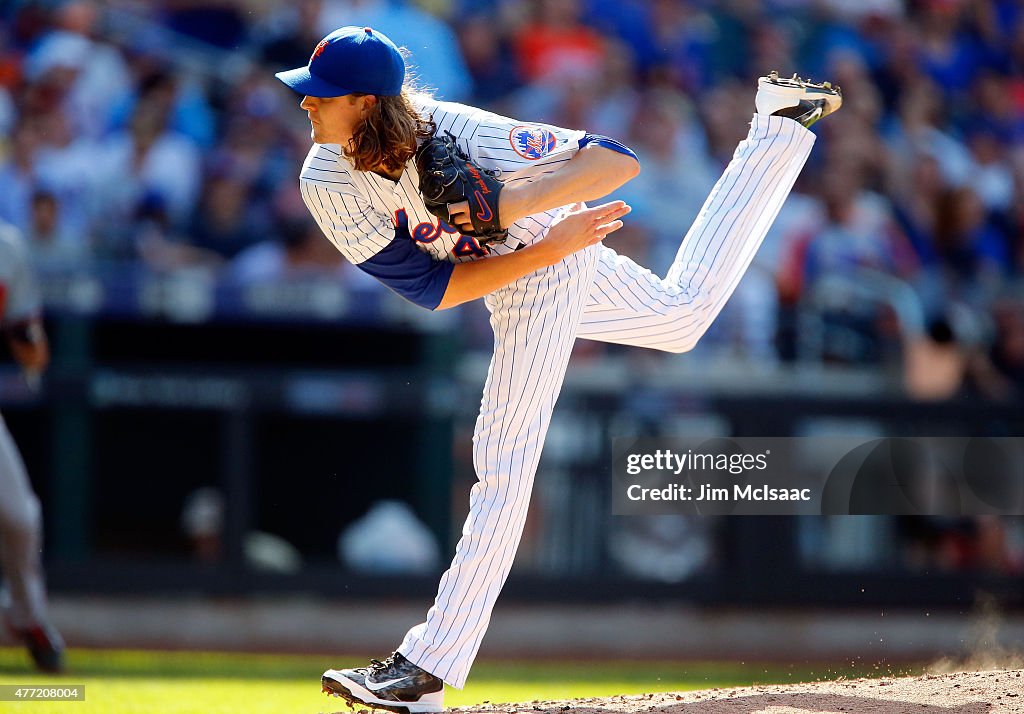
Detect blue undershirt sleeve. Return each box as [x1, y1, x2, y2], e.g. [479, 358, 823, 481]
[579, 134, 639, 162]
[356, 232, 455, 311]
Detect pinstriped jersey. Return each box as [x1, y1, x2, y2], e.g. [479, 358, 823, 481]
[0, 223, 41, 324]
[298, 96, 586, 267]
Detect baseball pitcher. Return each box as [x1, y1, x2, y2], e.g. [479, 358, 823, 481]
[276, 26, 841, 712]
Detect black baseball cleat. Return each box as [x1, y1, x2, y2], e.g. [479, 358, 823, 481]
[12, 623, 65, 673]
[322, 652, 444, 713]
[756, 71, 842, 128]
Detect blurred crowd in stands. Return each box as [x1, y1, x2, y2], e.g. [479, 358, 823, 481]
[1, 0, 1023, 396]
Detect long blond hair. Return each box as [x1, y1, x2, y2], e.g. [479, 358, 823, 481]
[345, 88, 435, 172]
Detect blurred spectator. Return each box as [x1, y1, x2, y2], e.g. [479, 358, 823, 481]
[214, 72, 301, 198]
[513, 0, 606, 86]
[698, 78, 753, 165]
[825, 50, 884, 128]
[932, 185, 1010, 304]
[93, 94, 201, 251]
[0, 121, 41, 234]
[641, 0, 726, 91]
[889, 151, 944, 271]
[971, 71, 1024, 147]
[965, 125, 1015, 212]
[745, 18, 799, 87]
[133, 192, 223, 272]
[616, 88, 716, 272]
[24, 1, 132, 139]
[884, 81, 973, 188]
[32, 110, 103, 246]
[228, 227, 345, 284]
[23, 188, 89, 273]
[0, 111, 96, 249]
[456, 12, 520, 103]
[780, 160, 917, 301]
[913, 0, 986, 97]
[107, 66, 216, 149]
[185, 163, 263, 261]
[585, 39, 642, 137]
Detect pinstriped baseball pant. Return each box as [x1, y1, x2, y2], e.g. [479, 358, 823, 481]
[0, 412, 49, 629]
[399, 115, 816, 687]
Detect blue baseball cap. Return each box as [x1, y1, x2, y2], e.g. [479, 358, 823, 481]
[274, 26, 405, 97]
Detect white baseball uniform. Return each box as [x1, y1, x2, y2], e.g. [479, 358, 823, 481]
[0, 223, 51, 630]
[301, 100, 814, 688]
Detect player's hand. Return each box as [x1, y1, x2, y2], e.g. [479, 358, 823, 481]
[535, 201, 630, 264]
[447, 199, 473, 233]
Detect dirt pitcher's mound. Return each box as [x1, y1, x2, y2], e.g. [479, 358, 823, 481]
[456, 669, 1024, 714]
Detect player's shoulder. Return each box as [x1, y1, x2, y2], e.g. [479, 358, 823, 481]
[299, 143, 359, 190]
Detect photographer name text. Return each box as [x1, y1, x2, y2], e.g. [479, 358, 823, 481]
[626, 483, 811, 502]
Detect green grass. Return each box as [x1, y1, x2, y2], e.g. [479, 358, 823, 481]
[0, 647, 908, 714]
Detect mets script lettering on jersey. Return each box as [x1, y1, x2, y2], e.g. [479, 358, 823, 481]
[509, 126, 557, 160]
[394, 207, 486, 257]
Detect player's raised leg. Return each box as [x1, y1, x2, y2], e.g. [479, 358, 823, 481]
[575, 73, 840, 352]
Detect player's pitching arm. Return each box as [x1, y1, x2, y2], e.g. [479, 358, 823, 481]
[446, 143, 640, 232]
[436, 145, 640, 310]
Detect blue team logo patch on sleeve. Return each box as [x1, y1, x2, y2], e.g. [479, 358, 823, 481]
[509, 126, 557, 160]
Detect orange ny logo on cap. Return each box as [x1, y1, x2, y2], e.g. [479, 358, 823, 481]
[312, 38, 329, 60]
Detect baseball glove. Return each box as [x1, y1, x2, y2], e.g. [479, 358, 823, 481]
[415, 131, 508, 245]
